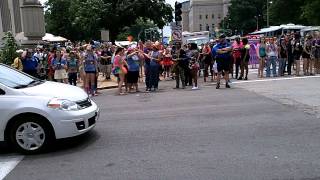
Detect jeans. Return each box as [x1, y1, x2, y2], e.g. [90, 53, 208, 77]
[68, 72, 77, 86]
[278, 58, 286, 76]
[266, 56, 277, 77]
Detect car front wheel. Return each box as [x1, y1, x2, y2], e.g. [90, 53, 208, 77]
[9, 116, 53, 154]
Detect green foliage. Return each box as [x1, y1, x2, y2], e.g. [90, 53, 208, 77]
[269, 0, 307, 25]
[224, 0, 265, 35]
[301, 0, 320, 25]
[225, 0, 320, 35]
[0, 31, 18, 65]
[116, 18, 160, 41]
[45, 0, 173, 41]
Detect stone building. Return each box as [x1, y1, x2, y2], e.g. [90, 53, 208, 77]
[181, 0, 231, 32]
[0, 0, 45, 46]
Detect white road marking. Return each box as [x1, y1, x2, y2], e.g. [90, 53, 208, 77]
[230, 75, 320, 84]
[0, 155, 24, 180]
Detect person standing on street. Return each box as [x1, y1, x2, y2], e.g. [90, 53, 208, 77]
[52, 50, 68, 83]
[302, 35, 313, 75]
[12, 50, 23, 71]
[172, 45, 186, 89]
[287, 33, 295, 76]
[188, 43, 200, 90]
[202, 43, 213, 82]
[22, 50, 38, 77]
[257, 37, 267, 78]
[238, 38, 250, 80]
[292, 33, 303, 76]
[266, 38, 278, 77]
[84, 46, 99, 96]
[278, 36, 288, 76]
[113, 47, 127, 95]
[313, 32, 320, 74]
[100, 45, 113, 80]
[67, 51, 79, 86]
[146, 44, 161, 92]
[126, 48, 141, 93]
[232, 37, 243, 79]
[212, 34, 232, 89]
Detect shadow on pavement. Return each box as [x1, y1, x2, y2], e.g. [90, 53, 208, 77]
[0, 130, 100, 156]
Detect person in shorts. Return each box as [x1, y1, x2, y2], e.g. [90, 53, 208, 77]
[212, 34, 232, 89]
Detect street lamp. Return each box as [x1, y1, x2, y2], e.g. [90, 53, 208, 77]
[267, 0, 273, 27]
[254, 15, 261, 31]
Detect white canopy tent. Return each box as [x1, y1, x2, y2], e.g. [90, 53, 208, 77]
[15, 32, 68, 42]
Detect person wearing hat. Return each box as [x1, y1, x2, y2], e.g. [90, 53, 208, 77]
[12, 50, 24, 71]
[211, 34, 232, 89]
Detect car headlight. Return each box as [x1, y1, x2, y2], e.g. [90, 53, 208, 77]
[47, 98, 79, 111]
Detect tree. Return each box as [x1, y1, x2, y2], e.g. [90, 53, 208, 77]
[269, 0, 307, 25]
[45, 0, 173, 41]
[116, 18, 161, 41]
[224, 0, 265, 35]
[301, 0, 320, 25]
[0, 31, 18, 65]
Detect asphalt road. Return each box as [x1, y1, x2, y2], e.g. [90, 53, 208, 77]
[2, 76, 320, 180]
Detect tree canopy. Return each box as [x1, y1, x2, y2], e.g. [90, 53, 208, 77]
[45, 0, 173, 41]
[224, 0, 320, 35]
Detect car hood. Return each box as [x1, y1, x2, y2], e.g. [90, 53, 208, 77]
[20, 81, 88, 102]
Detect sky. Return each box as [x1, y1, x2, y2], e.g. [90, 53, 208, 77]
[39, 0, 181, 37]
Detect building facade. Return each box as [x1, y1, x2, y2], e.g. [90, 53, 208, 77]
[0, 0, 45, 45]
[181, 0, 231, 33]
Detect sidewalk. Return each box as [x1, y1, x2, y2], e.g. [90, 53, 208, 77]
[78, 74, 118, 90]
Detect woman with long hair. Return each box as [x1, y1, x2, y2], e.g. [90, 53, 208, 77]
[302, 35, 313, 75]
[52, 50, 68, 83]
[84, 46, 98, 96]
[257, 37, 267, 78]
[188, 43, 200, 90]
[113, 47, 128, 95]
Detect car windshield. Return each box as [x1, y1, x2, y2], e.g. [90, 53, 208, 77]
[0, 64, 43, 89]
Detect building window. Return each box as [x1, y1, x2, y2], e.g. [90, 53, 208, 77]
[199, 15, 202, 19]
[205, 14, 208, 19]
[212, 14, 215, 19]
[200, 24, 202, 31]
[218, 14, 221, 19]
[206, 24, 209, 31]
[212, 24, 215, 30]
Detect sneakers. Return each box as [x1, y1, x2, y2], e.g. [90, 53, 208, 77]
[226, 83, 231, 88]
[244, 77, 248, 80]
[192, 86, 199, 90]
[237, 77, 243, 80]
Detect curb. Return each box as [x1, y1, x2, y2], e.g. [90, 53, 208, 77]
[97, 85, 118, 90]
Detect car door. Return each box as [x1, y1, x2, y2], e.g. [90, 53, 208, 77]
[0, 85, 21, 141]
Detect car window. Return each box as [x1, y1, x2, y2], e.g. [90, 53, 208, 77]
[0, 64, 40, 89]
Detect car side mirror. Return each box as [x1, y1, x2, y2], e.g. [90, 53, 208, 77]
[0, 89, 5, 95]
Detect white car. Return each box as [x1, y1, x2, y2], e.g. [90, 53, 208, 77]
[0, 64, 99, 153]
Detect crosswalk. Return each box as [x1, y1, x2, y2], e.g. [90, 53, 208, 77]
[0, 155, 24, 180]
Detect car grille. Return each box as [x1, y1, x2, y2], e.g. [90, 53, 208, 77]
[76, 98, 92, 109]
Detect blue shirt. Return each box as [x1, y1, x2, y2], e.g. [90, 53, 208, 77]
[212, 43, 231, 59]
[84, 53, 97, 72]
[52, 58, 67, 70]
[127, 54, 140, 72]
[22, 57, 38, 71]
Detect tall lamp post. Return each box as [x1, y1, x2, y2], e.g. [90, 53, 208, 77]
[267, 0, 273, 27]
[254, 15, 261, 31]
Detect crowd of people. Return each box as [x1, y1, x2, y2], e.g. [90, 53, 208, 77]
[11, 31, 320, 95]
